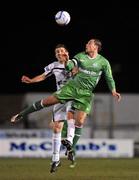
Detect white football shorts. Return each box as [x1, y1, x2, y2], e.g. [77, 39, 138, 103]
[52, 101, 73, 121]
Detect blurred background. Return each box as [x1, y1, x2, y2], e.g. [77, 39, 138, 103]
[0, 2, 139, 158]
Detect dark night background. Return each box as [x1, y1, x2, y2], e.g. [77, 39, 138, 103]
[0, 3, 139, 94]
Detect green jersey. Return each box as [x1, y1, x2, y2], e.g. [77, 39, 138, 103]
[54, 51, 116, 113]
[66, 52, 116, 92]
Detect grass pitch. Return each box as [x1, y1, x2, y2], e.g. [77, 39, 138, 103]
[0, 158, 139, 180]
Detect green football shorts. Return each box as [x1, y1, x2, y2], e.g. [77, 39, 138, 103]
[53, 81, 94, 114]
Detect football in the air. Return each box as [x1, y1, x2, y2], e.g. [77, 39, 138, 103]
[55, 11, 71, 26]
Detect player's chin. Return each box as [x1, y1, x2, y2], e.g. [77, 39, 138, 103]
[59, 56, 67, 60]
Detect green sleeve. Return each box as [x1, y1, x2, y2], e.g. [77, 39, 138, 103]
[66, 52, 82, 71]
[65, 60, 75, 71]
[103, 60, 116, 91]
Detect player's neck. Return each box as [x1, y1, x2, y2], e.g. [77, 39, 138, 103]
[58, 60, 64, 64]
[88, 51, 98, 59]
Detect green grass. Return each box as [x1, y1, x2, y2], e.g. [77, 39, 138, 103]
[0, 158, 139, 180]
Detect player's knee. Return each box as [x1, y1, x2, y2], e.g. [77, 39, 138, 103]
[53, 127, 61, 133]
[53, 122, 63, 133]
[75, 121, 84, 127]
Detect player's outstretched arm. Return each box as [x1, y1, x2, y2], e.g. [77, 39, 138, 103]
[21, 73, 46, 84]
[21, 75, 32, 83]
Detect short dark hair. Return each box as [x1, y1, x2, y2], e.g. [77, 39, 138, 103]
[55, 44, 68, 52]
[93, 39, 102, 52]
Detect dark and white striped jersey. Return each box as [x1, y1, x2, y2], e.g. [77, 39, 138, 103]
[44, 61, 71, 90]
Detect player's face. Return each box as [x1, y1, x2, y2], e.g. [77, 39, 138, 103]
[55, 47, 69, 63]
[85, 40, 97, 53]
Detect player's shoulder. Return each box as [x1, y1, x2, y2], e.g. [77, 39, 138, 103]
[77, 51, 85, 56]
[50, 61, 61, 67]
[73, 51, 86, 59]
[53, 61, 65, 69]
[53, 61, 60, 65]
[44, 61, 58, 69]
[99, 54, 109, 62]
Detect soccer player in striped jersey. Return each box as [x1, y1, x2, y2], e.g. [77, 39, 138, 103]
[20, 44, 77, 172]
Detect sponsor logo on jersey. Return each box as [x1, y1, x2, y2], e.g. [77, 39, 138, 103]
[92, 63, 98, 68]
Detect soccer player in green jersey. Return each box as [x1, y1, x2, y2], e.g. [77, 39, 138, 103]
[11, 38, 121, 166]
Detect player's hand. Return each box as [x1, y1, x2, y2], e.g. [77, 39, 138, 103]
[112, 90, 121, 102]
[71, 67, 78, 76]
[21, 75, 32, 83]
[62, 52, 69, 61]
